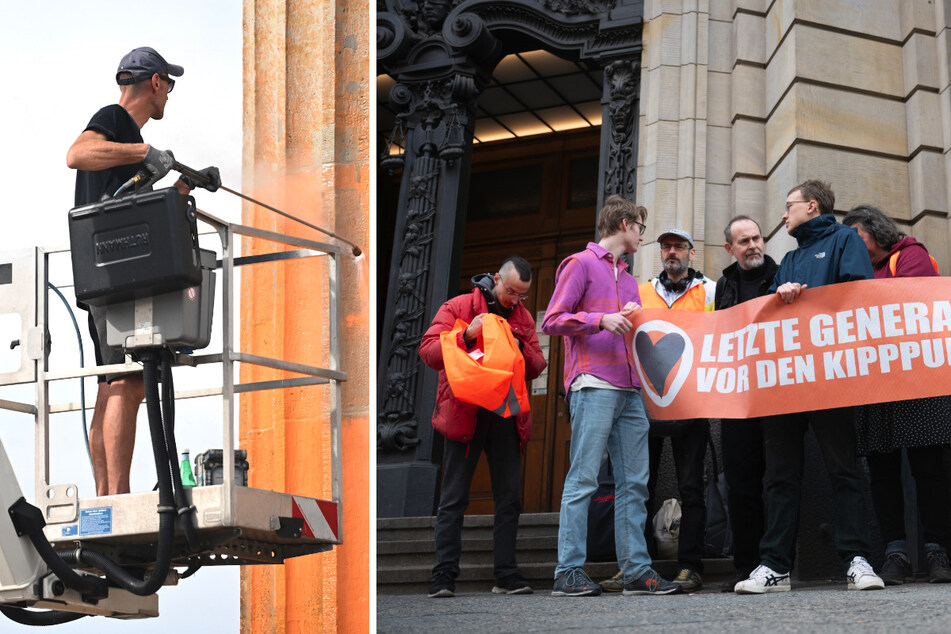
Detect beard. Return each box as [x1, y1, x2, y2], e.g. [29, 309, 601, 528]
[663, 258, 687, 278]
[741, 253, 765, 270]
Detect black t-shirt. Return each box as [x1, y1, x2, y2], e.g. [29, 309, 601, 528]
[73, 105, 145, 206]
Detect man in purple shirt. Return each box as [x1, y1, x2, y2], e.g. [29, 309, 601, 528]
[543, 195, 681, 597]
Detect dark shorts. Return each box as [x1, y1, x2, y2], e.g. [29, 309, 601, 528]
[87, 304, 133, 384]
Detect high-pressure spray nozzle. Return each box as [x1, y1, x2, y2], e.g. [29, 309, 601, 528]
[172, 161, 363, 257]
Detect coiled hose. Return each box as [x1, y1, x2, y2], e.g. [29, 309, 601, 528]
[68, 349, 176, 595]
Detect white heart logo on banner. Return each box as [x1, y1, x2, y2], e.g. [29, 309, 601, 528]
[632, 320, 693, 408]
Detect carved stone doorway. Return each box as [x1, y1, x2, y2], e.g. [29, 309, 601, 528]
[376, 0, 643, 518]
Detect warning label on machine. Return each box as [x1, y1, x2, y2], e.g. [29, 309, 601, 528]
[79, 507, 112, 536]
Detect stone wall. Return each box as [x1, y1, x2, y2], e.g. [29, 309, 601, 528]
[634, 0, 951, 579]
[637, 0, 951, 280]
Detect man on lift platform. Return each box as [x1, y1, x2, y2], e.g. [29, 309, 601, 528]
[66, 46, 220, 495]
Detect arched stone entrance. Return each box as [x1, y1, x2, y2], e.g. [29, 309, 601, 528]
[377, 0, 645, 517]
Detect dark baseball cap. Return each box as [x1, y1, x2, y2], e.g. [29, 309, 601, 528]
[116, 47, 184, 85]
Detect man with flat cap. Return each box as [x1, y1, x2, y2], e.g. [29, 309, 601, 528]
[638, 228, 715, 592]
[66, 46, 220, 496]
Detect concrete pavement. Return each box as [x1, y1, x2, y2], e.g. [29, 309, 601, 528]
[377, 581, 951, 633]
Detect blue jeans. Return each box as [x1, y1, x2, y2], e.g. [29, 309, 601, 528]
[555, 388, 652, 582]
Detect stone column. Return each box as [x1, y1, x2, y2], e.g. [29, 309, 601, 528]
[375, 66, 486, 517]
[597, 57, 640, 268]
[636, 0, 711, 279]
[241, 0, 369, 631]
[901, 0, 951, 263]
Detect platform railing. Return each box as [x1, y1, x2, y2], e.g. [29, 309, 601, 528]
[0, 209, 345, 546]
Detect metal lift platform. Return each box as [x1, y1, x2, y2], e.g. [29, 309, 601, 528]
[0, 209, 344, 575]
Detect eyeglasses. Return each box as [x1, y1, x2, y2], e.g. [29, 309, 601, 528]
[660, 243, 690, 252]
[785, 200, 809, 210]
[497, 275, 529, 301]
[631, 220, 647, 235]
[159, 74, 175, 93]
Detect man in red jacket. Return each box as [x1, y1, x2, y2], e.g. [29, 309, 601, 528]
[418, 256, 547, 598]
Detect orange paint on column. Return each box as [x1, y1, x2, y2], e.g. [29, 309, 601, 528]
[241, 0, 369, 632]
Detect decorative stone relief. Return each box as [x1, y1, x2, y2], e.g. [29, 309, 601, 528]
[603, 58, 639, 198]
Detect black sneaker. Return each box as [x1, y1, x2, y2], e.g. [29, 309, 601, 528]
[880, 552, 914, 585]
[599, 570, 625, 592]
[551, 568, 602, 596]
[673, 568, 702, 592]
[927, 550, 951, 583]
[427, 571, 455, 598]
[622, 568, 682, 595]
[492, 573, 534, 595]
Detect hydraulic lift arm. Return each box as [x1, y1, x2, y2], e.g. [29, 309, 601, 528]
[0, 434, 159, 623]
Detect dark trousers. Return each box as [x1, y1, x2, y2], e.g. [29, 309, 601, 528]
[646, 419, 709, 572]
[721, 417, 765, 575]
[760, 407, 871, 573]
[433, 409, 522, 581]
[866, 445, 951, 550]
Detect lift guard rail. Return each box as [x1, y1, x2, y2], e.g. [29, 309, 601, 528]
[0, 207, 344, 570]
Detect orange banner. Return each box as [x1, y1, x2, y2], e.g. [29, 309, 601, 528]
[626, 278, 951, 420]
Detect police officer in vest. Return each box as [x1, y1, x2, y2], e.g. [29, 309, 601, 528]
[640, 229, 715, 592]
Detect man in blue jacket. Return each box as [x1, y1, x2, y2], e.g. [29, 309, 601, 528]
[735, 180, 885, 593]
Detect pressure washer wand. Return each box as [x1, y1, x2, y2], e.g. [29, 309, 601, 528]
[174, 161, 363, 257]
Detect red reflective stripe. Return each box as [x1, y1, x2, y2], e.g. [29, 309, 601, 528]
[292, 497, 316, 538]
[291, 496, 339, 541]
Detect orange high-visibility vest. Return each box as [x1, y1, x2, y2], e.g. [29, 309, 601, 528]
[888, 250, 938, 276]
[639, 281, 708, 311]
[439, 313, 530, 417]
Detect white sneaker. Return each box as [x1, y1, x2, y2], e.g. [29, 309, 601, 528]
[734, 564, 791, 594]
[847, 556, 885, 590]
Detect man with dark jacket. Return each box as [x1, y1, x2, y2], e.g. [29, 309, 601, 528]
[735, 180, 884, 593]
[418, 256, 546, 598]
[714, 216, 778, 591]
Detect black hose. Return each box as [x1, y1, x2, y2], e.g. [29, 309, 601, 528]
[159, 349, 199, 551]
[74, 350, 176, 595]
[178, 559, 202, 579]
[46, 283, 92, 474]
[6, 499, 108, 599]
[0, 605, 87, 626]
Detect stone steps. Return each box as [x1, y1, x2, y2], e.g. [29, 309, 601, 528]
[377, 513, 734, 595]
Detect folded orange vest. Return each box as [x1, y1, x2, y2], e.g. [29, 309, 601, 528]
[439, 313, 531, 417]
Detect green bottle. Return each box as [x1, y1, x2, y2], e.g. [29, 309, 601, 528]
[181, 449, 197, 487]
